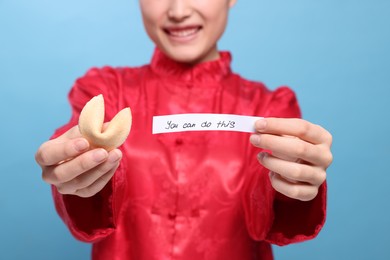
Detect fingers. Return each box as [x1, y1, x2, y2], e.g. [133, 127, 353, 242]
[250, 117, 332, 201]
[74, 166, 117, 198]
[49, 149, 122, 197]
[60, 125, 84, 140]
[35, 126, 87, 167]
[258, 153, 326, 186]
[254, 118, 333, 146]
[36, 138, 90, 167]
[250, 133, 332, 167]
[42, 148, 109, 185]
[37, 125, 122, 198]
[269, 172, 319, 201]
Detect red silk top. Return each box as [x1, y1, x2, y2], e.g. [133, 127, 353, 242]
[52, 49, 326, 260]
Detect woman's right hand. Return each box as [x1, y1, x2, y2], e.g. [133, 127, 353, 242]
[35, 125, 122, 198]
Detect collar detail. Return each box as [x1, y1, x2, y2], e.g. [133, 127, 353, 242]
[150, 48, 232, 82]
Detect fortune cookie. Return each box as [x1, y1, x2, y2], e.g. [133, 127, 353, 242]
[78, 94, 132, 151]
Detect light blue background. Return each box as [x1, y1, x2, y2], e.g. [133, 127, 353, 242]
[1, 0, 389, 259]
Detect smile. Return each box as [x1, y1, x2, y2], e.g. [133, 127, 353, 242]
[164, 26, 202, 39]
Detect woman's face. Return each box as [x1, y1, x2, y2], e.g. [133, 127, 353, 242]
[139, 0, 236, 64]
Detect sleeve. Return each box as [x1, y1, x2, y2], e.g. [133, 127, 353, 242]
[243, 86, 327, 246]
[50, 67, 128, 242]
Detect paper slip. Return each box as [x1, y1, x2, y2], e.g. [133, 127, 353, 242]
[152, 114, 262, 134]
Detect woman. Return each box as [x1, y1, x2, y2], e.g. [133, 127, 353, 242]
[35, 0, 333, 259]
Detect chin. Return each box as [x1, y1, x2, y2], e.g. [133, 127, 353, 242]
[171, 50, 217, 66]
[156, 42, 210, 64]
[171, 54, 201, 64]
[164, 49, 201, 64]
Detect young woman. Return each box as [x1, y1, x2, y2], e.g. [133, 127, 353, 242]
[35, 0, 333, 259]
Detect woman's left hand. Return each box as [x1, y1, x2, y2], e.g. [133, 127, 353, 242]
[249, 117, 333, 201]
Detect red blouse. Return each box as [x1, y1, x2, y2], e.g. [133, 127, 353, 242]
[52, 49, 326, 260]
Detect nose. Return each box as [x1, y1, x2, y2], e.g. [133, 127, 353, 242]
[167, 0, 192, 22]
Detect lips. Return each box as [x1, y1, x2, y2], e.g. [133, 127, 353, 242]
[164, 25, 202, 39]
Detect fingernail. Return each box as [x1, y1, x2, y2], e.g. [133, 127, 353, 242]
[256, 119, 267, 131]
[75, 139, 89, 152]
[108, 149, 122, 163]
[250, 135, 260, 145]
[93, 149, 108, 162]
[257, 152, 266, 161]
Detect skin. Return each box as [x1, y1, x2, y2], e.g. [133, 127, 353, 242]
[36, 126, 122, 198]
[140, 0, 237, 64]
[36, 0, 333, 200]
[249, 118, 332, 201]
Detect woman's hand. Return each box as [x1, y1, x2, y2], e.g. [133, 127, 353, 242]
[35, 126, 122, 198]
[250, 118, 333, 201]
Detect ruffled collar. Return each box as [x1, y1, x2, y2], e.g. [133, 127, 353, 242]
[150, 48, 232, 82]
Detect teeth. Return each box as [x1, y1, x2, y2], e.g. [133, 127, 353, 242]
[169, 28, 198, 37]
